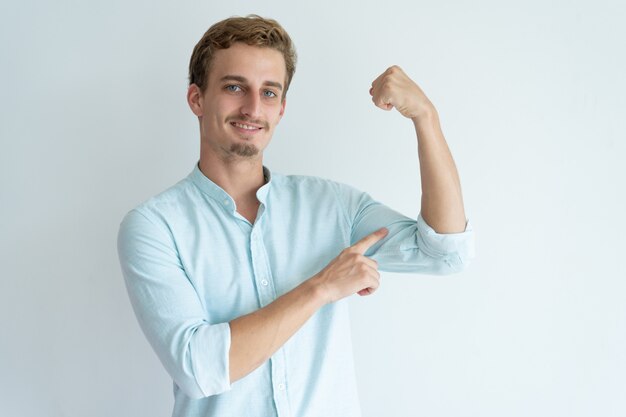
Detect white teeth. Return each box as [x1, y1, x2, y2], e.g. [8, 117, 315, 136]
[233, 122, 259, 130]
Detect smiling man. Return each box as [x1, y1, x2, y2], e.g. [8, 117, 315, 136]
[118, 15, 474, 417]
[191, 43, 286, 160]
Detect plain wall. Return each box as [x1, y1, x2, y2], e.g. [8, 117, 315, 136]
[1, 0, 625, 416]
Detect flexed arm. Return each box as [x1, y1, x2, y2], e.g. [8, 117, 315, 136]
[369, 66, 467, 233]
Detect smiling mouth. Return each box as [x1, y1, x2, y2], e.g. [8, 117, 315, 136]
[231, 121, 262, 131]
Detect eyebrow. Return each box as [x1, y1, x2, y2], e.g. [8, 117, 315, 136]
[220, 75, 283, 91]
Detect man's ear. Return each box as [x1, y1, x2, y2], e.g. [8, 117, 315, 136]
[187, 84, 204, 117]
[279, 98, 287, 119]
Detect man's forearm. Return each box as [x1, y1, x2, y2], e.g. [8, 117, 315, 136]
[228, 279, 325, 383]
[227, 228, 387, 384]
[368, 66, 467, 234]
[413, 108, 467, 234]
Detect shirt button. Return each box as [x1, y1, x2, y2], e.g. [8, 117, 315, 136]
[261, 279, 269, 286]
[278, 383, 285, 391]
[223, 199, 229, 205]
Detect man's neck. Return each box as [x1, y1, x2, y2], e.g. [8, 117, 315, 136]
[198, 152, 266, 204]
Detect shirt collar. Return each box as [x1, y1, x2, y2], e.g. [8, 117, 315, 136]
[189, 162, 273, 210]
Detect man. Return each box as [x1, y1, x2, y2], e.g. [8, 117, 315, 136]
[118, 15, 473, 417]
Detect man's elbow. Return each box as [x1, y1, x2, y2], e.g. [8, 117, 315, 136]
[431, 252, 472, 275]
[169, 365, 231, 400]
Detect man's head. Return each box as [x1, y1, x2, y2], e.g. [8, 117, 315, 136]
[189, 15, 297, 101]
[187, 15, 296, 161]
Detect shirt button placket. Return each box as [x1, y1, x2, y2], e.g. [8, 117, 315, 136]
[272, 357, 291, 417]
[250, 227, 291, 417]
[250, 229, 273, 308]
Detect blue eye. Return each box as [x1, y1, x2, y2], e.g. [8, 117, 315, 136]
[226, 85, 241, 92]
[264, 90, 277, 98]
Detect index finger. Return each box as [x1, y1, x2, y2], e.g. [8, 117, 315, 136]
[351, 227, 389, 254]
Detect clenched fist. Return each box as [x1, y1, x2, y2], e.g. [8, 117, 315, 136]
[369, 65, 435, 120]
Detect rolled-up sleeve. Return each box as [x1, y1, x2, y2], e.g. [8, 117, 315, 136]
[117, 209, 232, 398]
[333, 182, 475, 274]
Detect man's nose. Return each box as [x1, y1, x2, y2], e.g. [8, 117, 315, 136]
[240, 92, 261, 119]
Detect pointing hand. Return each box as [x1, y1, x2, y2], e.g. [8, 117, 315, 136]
[312, 228, 389, 304]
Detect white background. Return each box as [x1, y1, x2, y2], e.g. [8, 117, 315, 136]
[1, 1, 625, 416]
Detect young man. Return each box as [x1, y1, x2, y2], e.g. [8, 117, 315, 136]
[118, 15, 474, 417]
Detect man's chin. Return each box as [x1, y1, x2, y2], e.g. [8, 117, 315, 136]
[230, 143, 259, 157]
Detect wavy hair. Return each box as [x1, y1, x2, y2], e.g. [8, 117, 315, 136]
[189, 15, 297, 100]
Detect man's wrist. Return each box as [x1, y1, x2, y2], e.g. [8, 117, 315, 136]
[411, 103, 438, 126]
[303, 273, 331, 307]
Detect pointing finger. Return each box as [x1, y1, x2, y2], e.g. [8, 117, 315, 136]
[351, 228, 389, 255]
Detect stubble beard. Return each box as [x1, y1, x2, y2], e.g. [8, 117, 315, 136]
[229, 142, 259, 157]
[223, 115, 270, 159]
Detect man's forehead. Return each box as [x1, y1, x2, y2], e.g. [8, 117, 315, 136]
[211, 43, 286, 78]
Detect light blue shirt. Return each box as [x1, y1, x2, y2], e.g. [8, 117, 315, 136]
[117, 163, 474, 417]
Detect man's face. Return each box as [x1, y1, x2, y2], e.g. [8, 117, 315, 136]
[191, 42, 287, 160]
